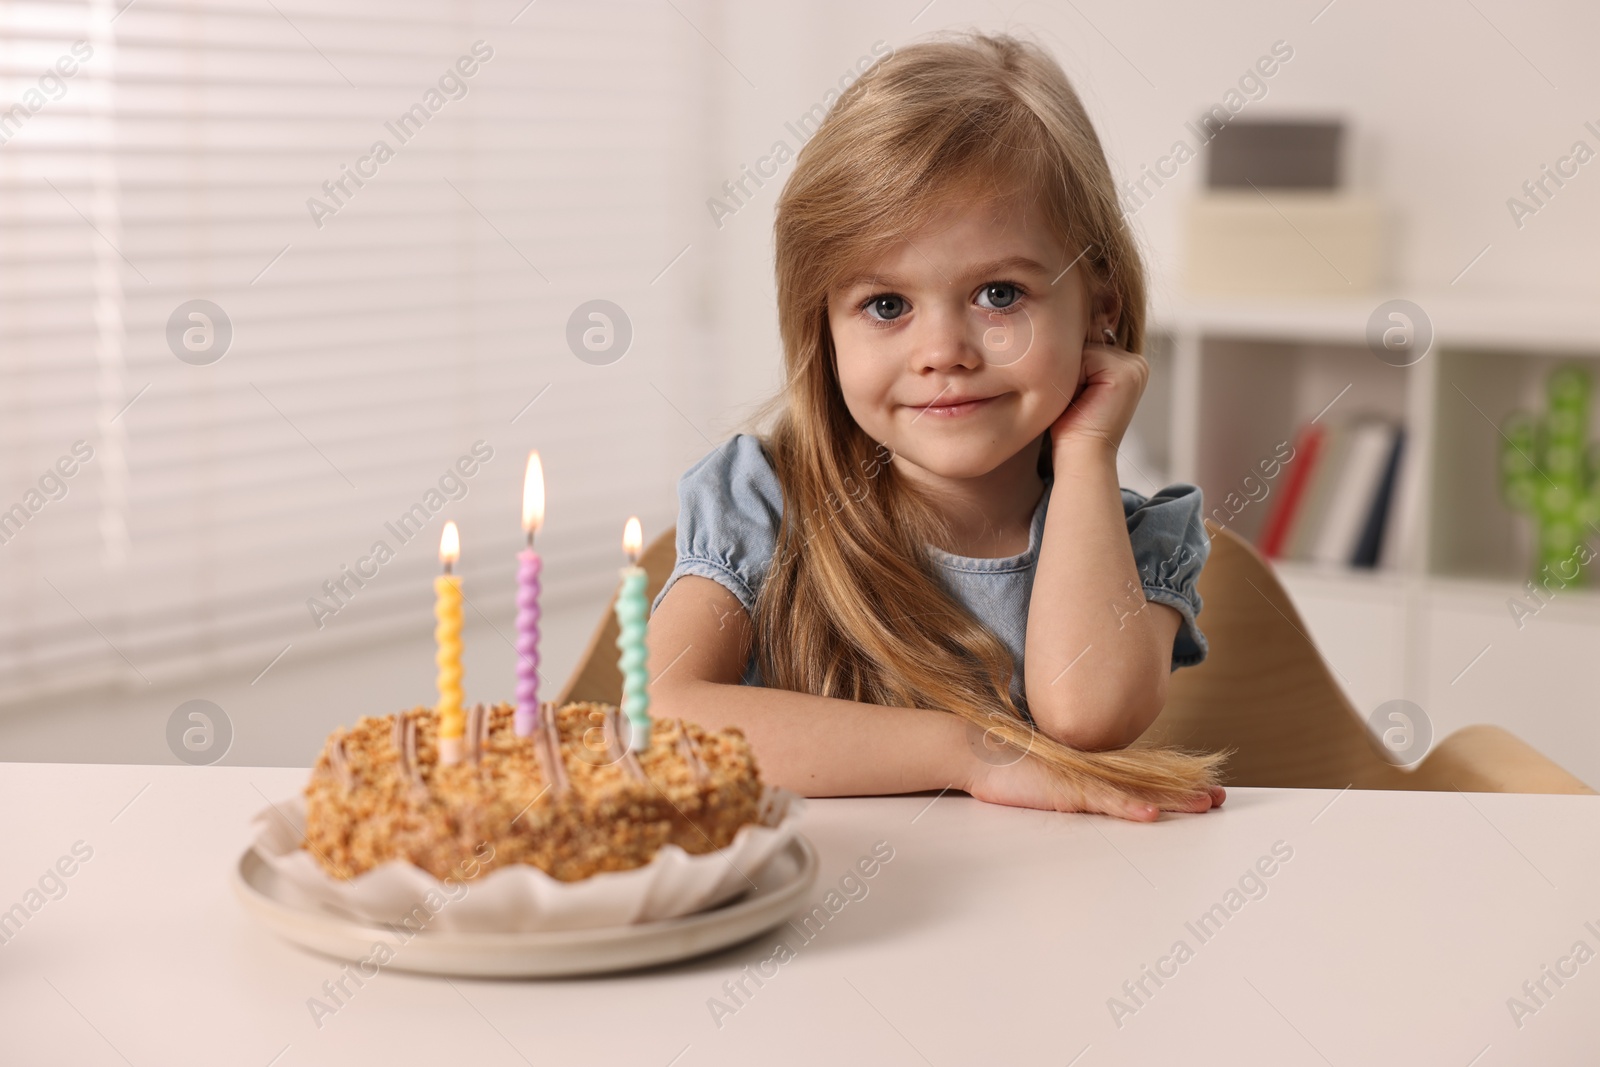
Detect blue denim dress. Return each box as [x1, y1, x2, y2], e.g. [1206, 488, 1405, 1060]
[651, 434, 1211, 715]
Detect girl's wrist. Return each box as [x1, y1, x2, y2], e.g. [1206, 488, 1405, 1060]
[1050, 432, 1121, 473]
[942, 714, 987, 795]
[946, 714, 1038, 796]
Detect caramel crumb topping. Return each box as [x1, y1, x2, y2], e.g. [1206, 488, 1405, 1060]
[302, 702, 765, 883]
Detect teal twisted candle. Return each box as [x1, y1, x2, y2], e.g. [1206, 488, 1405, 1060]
[614, 564, 651, 750]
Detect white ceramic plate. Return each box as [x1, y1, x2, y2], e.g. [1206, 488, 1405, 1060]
[233, 835, 819, 977]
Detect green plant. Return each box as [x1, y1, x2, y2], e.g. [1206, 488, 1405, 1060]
[1500, 365, 1600, 587]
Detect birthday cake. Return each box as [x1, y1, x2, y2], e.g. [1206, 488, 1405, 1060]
[301, 700, 767, 884]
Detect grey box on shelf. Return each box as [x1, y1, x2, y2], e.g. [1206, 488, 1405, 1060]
[1205, 119, 1344, 190]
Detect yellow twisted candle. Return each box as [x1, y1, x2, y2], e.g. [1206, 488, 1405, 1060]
[436, 520, 464, 765]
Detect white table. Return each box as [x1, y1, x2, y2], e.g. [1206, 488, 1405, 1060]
[1, 762, 1594, 1065]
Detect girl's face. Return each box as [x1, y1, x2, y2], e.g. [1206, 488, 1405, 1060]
[827, 193, 1111, 484]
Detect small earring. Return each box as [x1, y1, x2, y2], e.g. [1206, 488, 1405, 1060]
[1101, 327, 1117, 345]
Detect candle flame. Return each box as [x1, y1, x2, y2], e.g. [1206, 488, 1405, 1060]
[522, 451, 545, 535]
[622, 515, 642, 563]
[440, 520, 460, 565]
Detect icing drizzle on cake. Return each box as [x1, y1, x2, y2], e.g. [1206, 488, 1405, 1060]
[535, 699, 569, 796]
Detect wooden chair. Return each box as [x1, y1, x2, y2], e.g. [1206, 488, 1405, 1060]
[1146, 522, 1594, 794]
[558, 524, 1594, 794]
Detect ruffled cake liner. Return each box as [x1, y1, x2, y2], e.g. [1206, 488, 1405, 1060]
[248, 787, 807, 933]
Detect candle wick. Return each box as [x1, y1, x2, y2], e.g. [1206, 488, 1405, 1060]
[526, 529, 535, 549]
[443, 560, 453, 575]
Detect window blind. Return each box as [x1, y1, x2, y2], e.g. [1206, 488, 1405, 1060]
[0, 0, 711, 704]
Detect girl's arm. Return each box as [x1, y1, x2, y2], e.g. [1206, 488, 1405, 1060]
[647, 574, 1209, 820]
[647, 575, 969, 796]
[1023, 435, 1182, 751]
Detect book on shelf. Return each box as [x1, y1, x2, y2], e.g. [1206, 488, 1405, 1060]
[1352, 428, 1406, 568]
[1259, 416, 1407, 569]
[1377, 422, 1419, 572]
[1258, 422, 1324, 558]
[1283, 422, 1351, 560]
[1311, 420, 1395, 565]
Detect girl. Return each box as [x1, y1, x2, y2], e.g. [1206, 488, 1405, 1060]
[648, 32, 1228, 821]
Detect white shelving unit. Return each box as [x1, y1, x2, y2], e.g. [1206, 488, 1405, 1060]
[1143, 293, 1600, 786]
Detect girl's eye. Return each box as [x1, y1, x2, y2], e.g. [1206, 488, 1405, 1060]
[862, 294, 908, 322]
[976, 282, 1022, 311]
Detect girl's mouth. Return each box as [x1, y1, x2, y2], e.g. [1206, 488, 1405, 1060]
[907, 395, 998, 419]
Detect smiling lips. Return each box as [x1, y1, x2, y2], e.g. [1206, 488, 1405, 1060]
[907, 393, 998, 418]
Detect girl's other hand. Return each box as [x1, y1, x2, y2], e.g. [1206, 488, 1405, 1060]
[1047, 336, 1149, 455]
[964, 748, 1225, 821]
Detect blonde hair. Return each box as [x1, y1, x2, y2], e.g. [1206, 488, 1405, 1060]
[748, 32, 1227, 804]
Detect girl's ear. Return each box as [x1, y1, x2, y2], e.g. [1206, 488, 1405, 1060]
[1086, 286, 1123, 341]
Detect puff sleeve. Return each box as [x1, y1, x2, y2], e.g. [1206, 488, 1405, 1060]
[1123, 483, 1212, 670]
[651, 433, 784, 618]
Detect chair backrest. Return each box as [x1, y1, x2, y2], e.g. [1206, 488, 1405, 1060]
[1150, 524, 1591, 793]
[1146, 523, 1413, 788]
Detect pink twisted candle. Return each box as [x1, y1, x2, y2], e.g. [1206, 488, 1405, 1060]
[515, 547, 541, 735]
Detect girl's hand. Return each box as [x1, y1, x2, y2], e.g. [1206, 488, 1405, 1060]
[1048, 336, 1149, 454]
[965, 749, 1225, 822]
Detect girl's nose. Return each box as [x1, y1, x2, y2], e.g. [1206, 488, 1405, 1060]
[910, 303, 985, 374]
